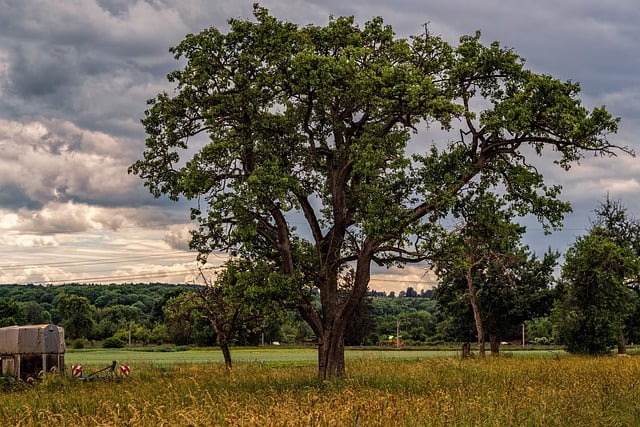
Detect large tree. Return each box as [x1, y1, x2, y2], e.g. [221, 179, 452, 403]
[130, 6, 627, 378]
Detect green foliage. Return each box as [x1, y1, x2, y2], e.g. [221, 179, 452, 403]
[162, 291, 202, 346]
[556, 233, 639, 355]
[375, 310, 437, 345]
[344, 296, 376, 346]
[113, 329, 131, 344]
[432, 190, 558, 352]
[525, 318, 554, 344]
[590, 195, 640, 346]
[149, 323, 170, 345]
[0, 297, 27, 326]
[102, 336, 125, 348]
[56, 293, 96, 340]
[279, 313, 315, 344]
[0, 375, 23, 392]
[22, 300, 51, 324]
[197, 259, 291, 367]
[0, 317, 18, 328]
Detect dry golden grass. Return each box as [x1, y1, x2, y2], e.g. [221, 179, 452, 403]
[1, 356, 640, 426]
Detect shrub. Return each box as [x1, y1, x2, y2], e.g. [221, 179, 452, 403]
[102, 336, 125, 348]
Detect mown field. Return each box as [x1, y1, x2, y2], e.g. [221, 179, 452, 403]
[2, 348, 640, 426]
[66, 347, 465, 367]
[64, 346, 566, 367]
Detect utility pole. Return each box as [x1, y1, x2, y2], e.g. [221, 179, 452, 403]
[396, 318, 400, 349]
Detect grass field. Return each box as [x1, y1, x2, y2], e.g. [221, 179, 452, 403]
[67, 347, 460, 367]
[3, 348, 639, 426]
[66, 346, 567, 368]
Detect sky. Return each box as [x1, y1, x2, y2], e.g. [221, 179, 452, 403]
[0, 0, 639, 293]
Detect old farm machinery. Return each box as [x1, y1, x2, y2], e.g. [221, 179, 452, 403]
[71, 360, 131, 380]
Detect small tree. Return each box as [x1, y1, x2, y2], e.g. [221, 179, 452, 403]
[56, 293, 96, 340]
[433, 191, 557, 356]
[556, 234, 639, 355]
[162, 291, 200, 345]
[481, 249, 558, 353]
[433, 192, 524, 357]
[589, 195, 640, 353]
[199, 259, 290, 370]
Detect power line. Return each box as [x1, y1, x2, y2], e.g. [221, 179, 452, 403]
[12, 265, 224, 285]
[0, 252, 219, 285]
[0, 252, 199, 271]
[369, 277, 439, 285]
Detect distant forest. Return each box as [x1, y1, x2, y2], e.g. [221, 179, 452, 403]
[0, 283, 448, 348]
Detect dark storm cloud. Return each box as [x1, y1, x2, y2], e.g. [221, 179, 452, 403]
[0, 0, 186, 138]
[8, 46, 80, 98]
[0, 0, 204, 225]
[96, 0, 132, 17]
[0, 184, 42, 211]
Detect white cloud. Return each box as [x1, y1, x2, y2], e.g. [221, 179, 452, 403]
[0, 118, 144, 209]
[164, 224, 195, 251]
[369, 265, 438, 294]
[0, 224, 208, 285]
[0, 231, 58, 249]
[4, 202, 184, 236]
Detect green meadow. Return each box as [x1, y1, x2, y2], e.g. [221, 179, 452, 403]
[66, 347, 462, 367]
[65, 346, 566, 368]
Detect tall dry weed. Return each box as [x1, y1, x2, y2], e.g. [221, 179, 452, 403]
[1, 356, 640, 425]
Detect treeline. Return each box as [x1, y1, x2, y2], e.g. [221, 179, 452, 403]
[0, 282, 437, 347]
[0, 282, 532, 349]
[0, 283, 205, 347]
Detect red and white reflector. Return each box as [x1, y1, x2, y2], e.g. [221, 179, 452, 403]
[119, 365, 131, 377]
[71, 364, 83, 378]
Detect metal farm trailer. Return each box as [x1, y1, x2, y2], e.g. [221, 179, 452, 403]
[0, 324, 65, 379]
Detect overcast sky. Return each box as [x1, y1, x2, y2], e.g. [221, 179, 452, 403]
[1, 0, 638, 293]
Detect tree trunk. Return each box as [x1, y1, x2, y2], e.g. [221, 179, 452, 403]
[462, 342, 471, 359]
[220, 341, 233, 371]
[466, 268, 485, 358]
[489, 333, 500, 356]
[317, 327, 346, 380]
[618, 330, 627, 355]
